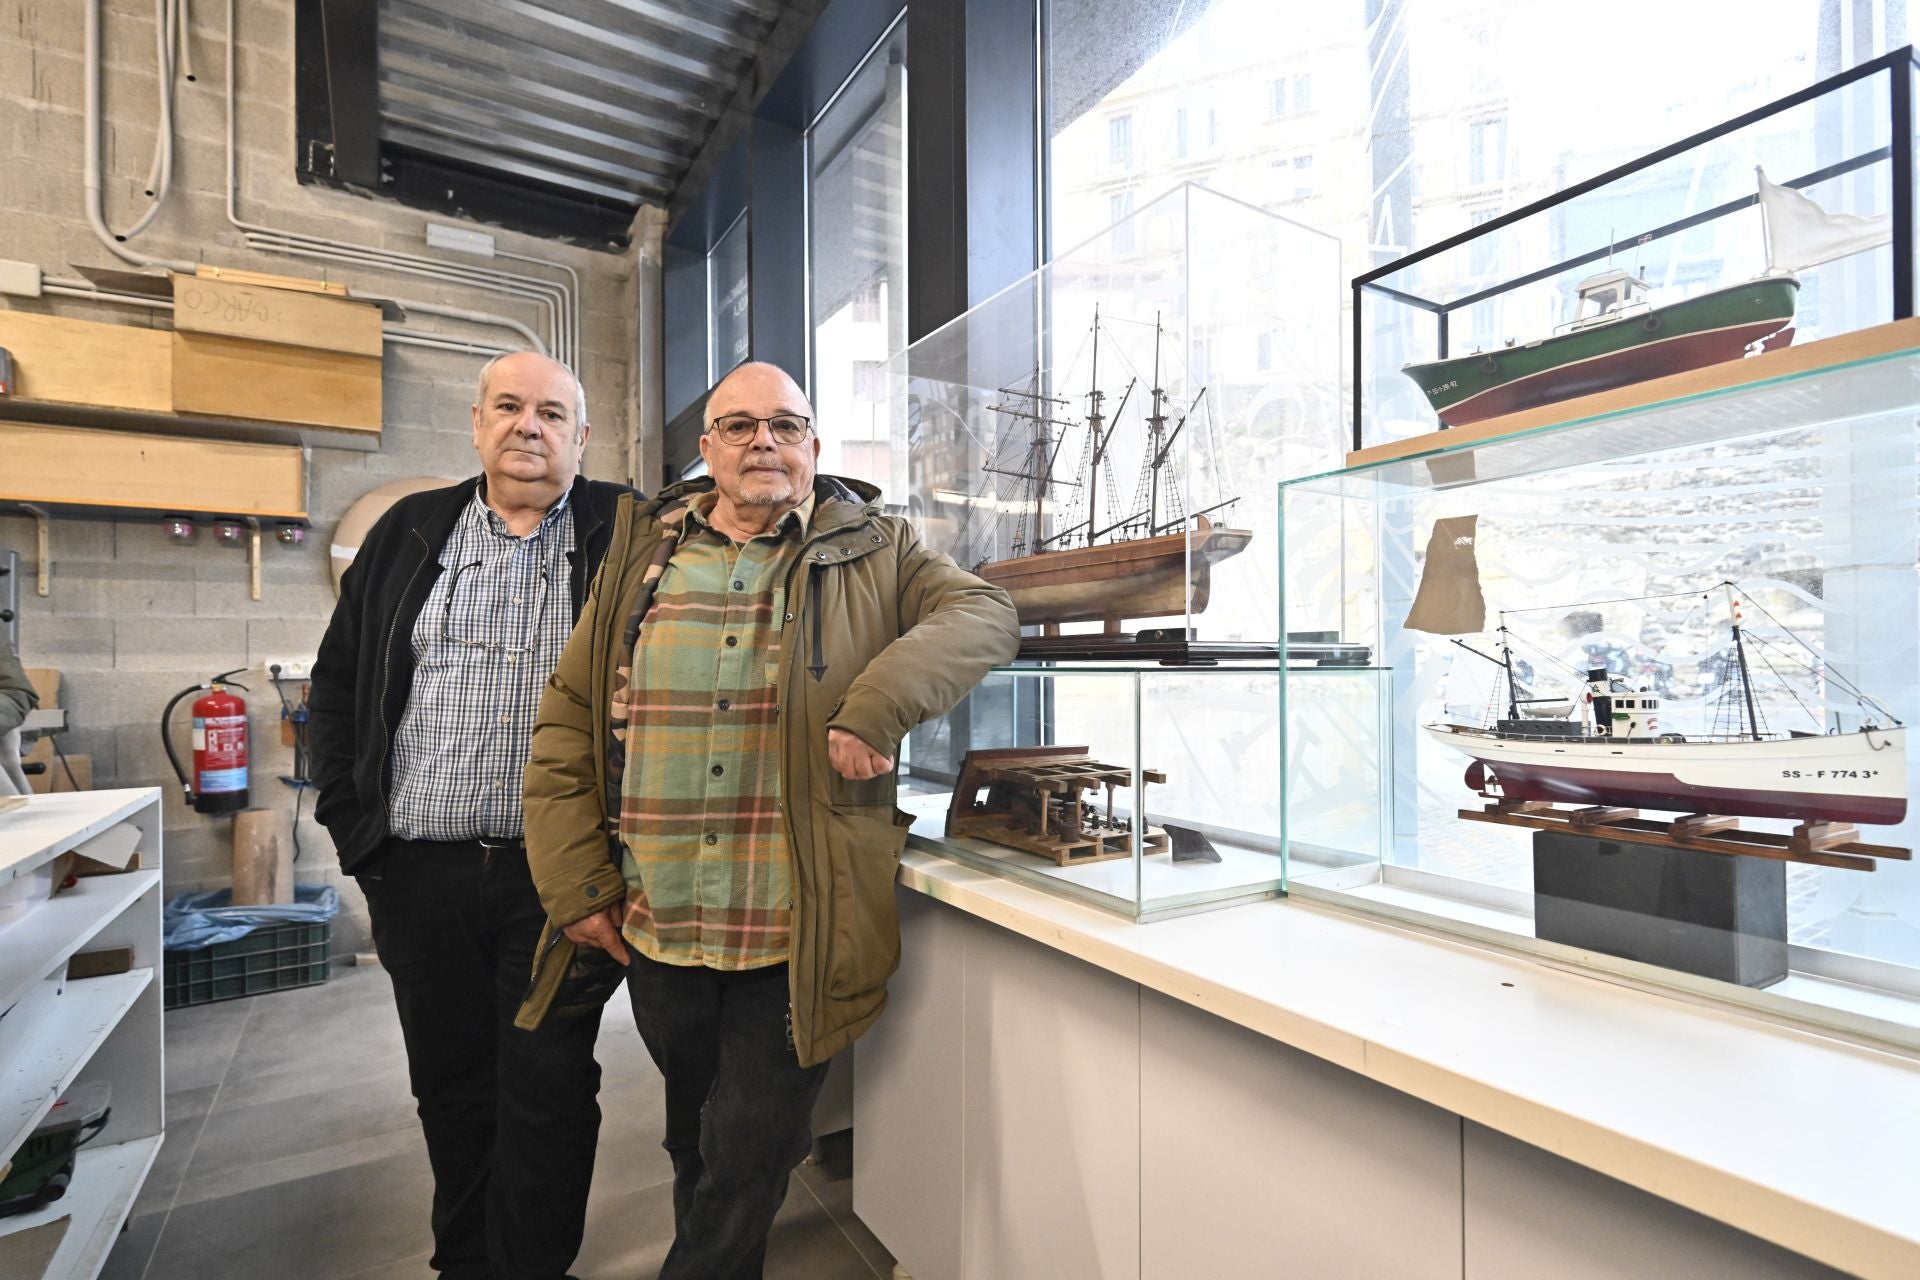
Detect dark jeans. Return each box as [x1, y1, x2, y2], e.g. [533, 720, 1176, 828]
[360, 839, 604, 1280]
[626, 952, 831, 1280]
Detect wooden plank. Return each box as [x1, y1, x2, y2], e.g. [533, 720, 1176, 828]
[23, 669, 59, 709]
[1347, 317, 1920, 469]
[192, 264, 349, 296]
[171, 331, 381, 434]
[171, 273, 381, 357]
[0, 311, 172, 412]
[0, 421, 307, 518]
[1457, 805, 1897, 873]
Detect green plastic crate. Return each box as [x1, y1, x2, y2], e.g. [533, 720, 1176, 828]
[163, 918, 331, 1009]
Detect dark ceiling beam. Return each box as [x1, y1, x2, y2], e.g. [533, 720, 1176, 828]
[318, 0, 382, 189]
[667, 0, 830, 227]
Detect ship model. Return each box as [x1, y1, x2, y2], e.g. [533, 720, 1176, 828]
[1401, 169, 1893, 429]
[1405, 270, 1797, 428]
[968, 311, 1251, 646]
[1425, 583, 1908, 867]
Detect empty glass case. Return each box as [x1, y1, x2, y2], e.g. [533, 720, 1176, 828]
[882, 183, 1340, 919]
[1282, 333, 1920, 1045]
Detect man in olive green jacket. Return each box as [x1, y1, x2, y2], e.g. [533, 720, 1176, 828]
[520, 362, 1017, 1275]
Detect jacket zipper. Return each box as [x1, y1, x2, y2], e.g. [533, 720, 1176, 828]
[806, 561, 827, 682]
[775, 510, 884, 1060]
[375, 534, 433, 819]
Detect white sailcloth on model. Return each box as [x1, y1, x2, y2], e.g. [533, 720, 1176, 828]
[1757, 166, 1892, 272]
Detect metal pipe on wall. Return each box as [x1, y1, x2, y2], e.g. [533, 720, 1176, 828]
[221, 0, 586, 370]
[248, 236, 560, 357]
[84, 0, 194, 273]
[75, 0, 544, 356]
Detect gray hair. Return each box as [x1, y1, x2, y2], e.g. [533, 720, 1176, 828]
[476, 351, 589, 426]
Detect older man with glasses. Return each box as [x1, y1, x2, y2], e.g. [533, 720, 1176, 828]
[516, 360, 1018, 1276]
[311, 350, 636, 1280]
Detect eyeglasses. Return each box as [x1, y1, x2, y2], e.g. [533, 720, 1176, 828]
[440, 560, 551, 656]
[707, 414, 813, 446]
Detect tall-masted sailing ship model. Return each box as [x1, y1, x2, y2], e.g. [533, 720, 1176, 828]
[966, 311, 1257, 661]
[1419, 573, 1909, 871]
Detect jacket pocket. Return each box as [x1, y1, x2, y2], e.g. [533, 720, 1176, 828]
[822, 804, 913, 999]
[828, 769, 896, 811]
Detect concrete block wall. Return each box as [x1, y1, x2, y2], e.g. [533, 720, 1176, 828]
[0, 0, 645, 953]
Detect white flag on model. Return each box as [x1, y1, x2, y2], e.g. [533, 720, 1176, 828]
[1758, 166, 1892, 272]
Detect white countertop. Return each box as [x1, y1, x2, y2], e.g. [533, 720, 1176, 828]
[896, 845, 1920, 1280]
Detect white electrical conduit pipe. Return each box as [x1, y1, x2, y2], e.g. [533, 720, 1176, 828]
[79, 0, 556, 357]
[384, 328, 514, 358]
[244, 233, 564, 360]
[126, 0, 178, 236]
[84, 0, 194, 272]
[222, 0, 584, 369]
[240, 221, 574, 367]
[501, 247, 583, 376]
[177, 0, 195, 83]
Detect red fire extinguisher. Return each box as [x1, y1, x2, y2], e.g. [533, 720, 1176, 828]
[162, 668, 251, 814]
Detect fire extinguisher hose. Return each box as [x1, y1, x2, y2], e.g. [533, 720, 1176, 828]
[160, 682, 208, 802]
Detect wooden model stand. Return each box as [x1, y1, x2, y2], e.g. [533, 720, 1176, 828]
[948, 746, 1168, 866]
[1462, 799, 1912, 873]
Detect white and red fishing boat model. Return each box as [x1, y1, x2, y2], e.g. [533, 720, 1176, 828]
[1426, 584, 1908, 829]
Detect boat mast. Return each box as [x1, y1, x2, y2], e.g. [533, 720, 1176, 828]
[1146, 313, 1168, 532]
[1497, 615, 1520, 721]
[1085, 308, 1105, 548]
[1726, 583, 1763, 741]
[1028, 391, 1051, 554]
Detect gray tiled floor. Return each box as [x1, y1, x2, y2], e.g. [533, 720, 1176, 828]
[100, 965, 896, 1280]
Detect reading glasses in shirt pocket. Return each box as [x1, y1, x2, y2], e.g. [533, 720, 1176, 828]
[440, 559, 553, 654]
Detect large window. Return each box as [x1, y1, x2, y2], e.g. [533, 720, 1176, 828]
[707, 210, 750, 383]
[1047, 0, 1901, 280]
[808, 18, 908, 490]
[1042, 0, 1920, 1024]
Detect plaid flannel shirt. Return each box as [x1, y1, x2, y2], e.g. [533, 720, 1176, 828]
[615, 490, 817, 969]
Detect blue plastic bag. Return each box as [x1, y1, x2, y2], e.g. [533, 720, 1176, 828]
[162, 884, 340, 951]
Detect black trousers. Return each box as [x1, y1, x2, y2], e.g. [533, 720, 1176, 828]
[360, 839, 604, 1280]
[626, 952, 831, 1280]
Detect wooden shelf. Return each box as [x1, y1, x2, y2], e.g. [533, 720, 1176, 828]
[0, 1135, 164, 1280]
[0, 970, 152, 1166]
[1347, 316, 1920, 469]
[0, 871, 160, 1015]
[0, 396, 380, 454]
[0, 422, 307, 521]
[0, 302, 383, 450]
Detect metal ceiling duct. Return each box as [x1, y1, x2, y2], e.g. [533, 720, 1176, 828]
[375, 0, 802, 210]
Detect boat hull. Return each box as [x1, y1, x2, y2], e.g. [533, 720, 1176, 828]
[1403, 277, 1799, 428]
[978, 519, 1252, 627]
[1426, 723, 1908, 826]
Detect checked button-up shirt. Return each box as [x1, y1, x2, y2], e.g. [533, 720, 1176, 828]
[615, 490, 816, 970]
[388, 487, 576, 842]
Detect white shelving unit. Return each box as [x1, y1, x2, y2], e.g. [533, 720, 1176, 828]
[0, 789, 164, 1280]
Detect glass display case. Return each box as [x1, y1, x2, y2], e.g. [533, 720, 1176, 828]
[1353, 47, 1920, 454]
[1282, 328, 1920, 1044]
[898, 665, 1285, 922]
[880, 183, 1340, 919]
